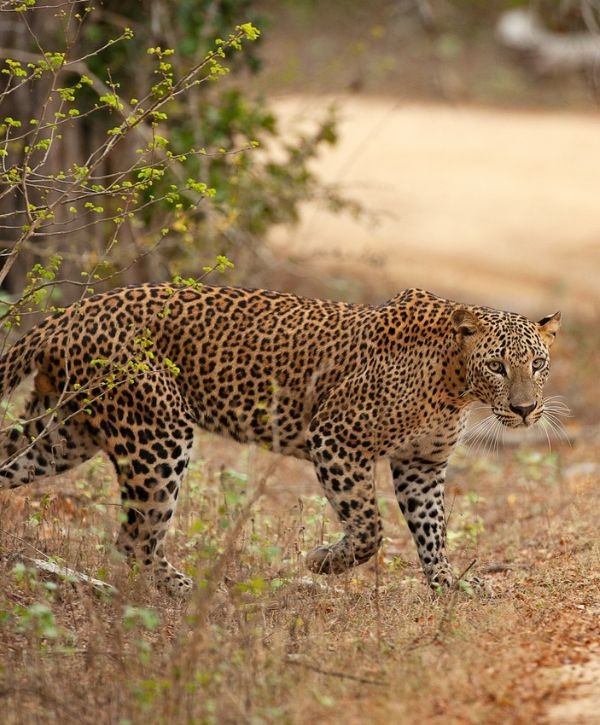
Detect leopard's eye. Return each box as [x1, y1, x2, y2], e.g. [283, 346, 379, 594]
[532, 357, 546, 372]
[487, 360, 506, 375]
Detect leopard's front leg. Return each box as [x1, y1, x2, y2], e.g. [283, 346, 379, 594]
[390, 451, 454, 590]
[391, 440, 491, 595]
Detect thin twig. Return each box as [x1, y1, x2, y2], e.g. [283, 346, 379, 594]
[286, 656, 388, 686]
[453, 558, 477, 589]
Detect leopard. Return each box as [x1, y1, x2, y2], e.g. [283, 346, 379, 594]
[0, 284, 561, 596]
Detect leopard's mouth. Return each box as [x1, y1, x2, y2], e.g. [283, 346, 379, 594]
[494, 414, 525, 429]
[494, 408, 543, 429]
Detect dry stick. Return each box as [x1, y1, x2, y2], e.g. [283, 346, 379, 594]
[0, 527, 117, 593]
[374, 543, 382, 650]
[453, 557, 477, 590]
[432, 558, 478, 643]
[24, 556, 117, 595]
[404, 558, 479, 653]
[40, 648, 121, 660]
[0, 525, 55, 561]
[285, 657, 388, 687]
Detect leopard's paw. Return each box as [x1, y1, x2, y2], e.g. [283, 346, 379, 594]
[428, 567, 493, 598]
[306, 545, 352, 575]
[155, 563, 193, 597]
[457, 575, 494, 598]
[428, 567, 455, 593]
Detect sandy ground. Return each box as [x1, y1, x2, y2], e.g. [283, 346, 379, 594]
[272, 95, 600, 723]
[549, 652, 600, 724]
[272, 96, 600, 317]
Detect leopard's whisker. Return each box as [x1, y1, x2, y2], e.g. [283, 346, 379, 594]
[463, 413, 494, 441]
[542, 396, 572, 415]
[464, 414, 497, 457]
[543, 404, 572, 417]
[544, 410, 570, 426]
[538, 412, 571, 447]
[491, 417, 504, 456]
[541, 412, 572, 445]
[464, 415, 494, 440]
[538, 415, 553, 452]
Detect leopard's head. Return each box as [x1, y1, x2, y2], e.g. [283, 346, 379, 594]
[452, 307, 561, 428]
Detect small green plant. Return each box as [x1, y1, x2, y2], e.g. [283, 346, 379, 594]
[9, 597, 75, 649]
[123, 605, 160, 632]
[15, 602, 59, 639]
[25, 492, 52, 527]
[123, 606, 160, 666]
[515, 449, 560, 485]
[447, 491, 486, 547]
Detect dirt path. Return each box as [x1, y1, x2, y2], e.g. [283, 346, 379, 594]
[549, 652, 600, 724]
[272, 96, 600, 316]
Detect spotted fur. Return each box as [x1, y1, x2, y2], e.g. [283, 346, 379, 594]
[0, 285, 560, 595]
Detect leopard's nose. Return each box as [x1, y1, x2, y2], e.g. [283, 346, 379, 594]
[509, 403, 536, 421]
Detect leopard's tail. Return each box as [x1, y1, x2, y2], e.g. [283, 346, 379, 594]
[0, 320, 51, 400]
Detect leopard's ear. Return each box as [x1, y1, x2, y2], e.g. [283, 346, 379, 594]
[538, 311, 561, 347]
[451, 308, 481, 338]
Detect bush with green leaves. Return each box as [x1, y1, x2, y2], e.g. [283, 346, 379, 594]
[0, 0, 343, 332]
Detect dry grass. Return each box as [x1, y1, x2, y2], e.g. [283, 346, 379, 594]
[1, 325, 599, 724]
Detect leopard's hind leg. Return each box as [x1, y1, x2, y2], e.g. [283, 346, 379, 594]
[0, 389, 99, 489]
[97, 375, 195, 596]
[305, 374, 383, 574]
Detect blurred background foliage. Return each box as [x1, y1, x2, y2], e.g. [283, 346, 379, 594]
[0, 0, 598, 312]
[0, 0, 345, 306]
[254, 0, 600, 105]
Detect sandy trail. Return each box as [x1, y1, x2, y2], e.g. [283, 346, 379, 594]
[272, 96, 600, 315]
[548, 653, 600, 724]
